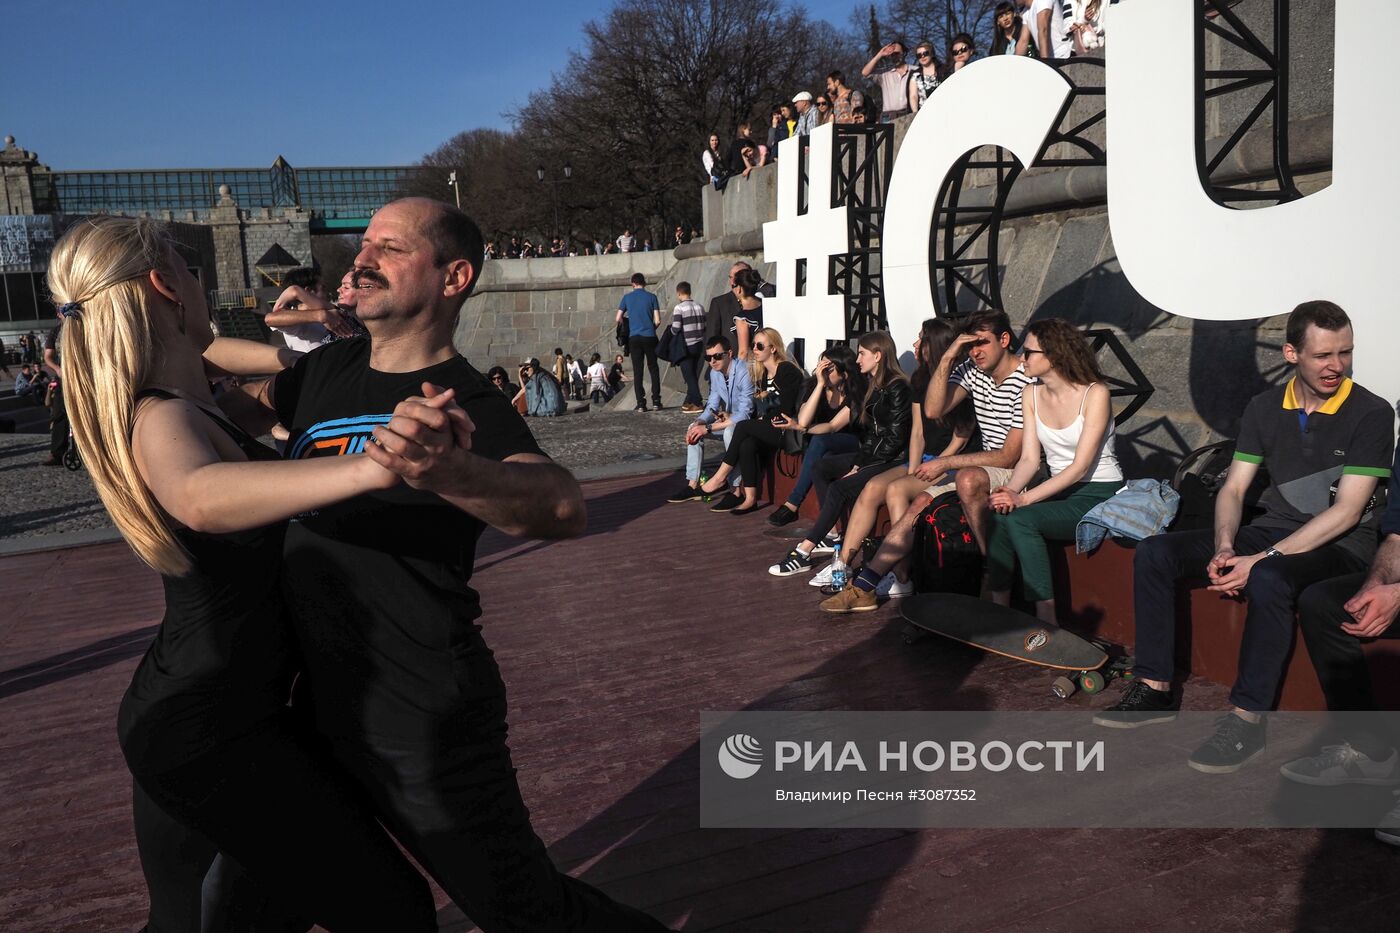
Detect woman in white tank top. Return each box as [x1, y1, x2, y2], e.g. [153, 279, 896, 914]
[985, 319, 1124, 623]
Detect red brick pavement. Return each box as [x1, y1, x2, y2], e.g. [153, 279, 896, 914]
[2, 471, 1396, 931]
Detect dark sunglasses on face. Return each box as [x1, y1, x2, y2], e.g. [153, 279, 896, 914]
[953, 46, 971, 54]
[705, 352, 728, 362]
[1021, 347, 1046, 356]
[916, 50, 932, 58]
[753, 342, 768, 351]
[817, 101, 829, 107]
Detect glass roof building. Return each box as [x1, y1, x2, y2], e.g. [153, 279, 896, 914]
[33, 158, 415, 230]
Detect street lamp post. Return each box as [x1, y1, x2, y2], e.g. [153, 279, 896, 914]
[536, 162, 573, 247]
[447, 170, 461, 209]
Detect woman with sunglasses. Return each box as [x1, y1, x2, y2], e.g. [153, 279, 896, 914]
[991, 2, 1034, 57]
[947, 33, 977, 74]
[814, 95, 833, 126]
[986, 318, 1123, 623]
[908, 42, 943, 114]
[486, 365, 519, 400]
[767, 344, 864, 527]
[810, 318, 979, 593]
[48, 217, 437, 930]
[770, 332, 911, 576]
[696, 327, 805, 514]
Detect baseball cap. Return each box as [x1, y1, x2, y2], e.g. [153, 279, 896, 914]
[792, 91, 814, 103]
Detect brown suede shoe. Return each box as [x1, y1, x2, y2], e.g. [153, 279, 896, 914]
[820, 582, 878, 613]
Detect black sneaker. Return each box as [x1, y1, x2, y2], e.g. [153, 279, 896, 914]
[767, 506, 800, 527]
[1188, 713, 1266, 774]
[768, 549, 813, 576]
[1092, 681, 1179, 729]
[709, 491, 743, 512]
[634, 404, 648, 413]
[652, 401, 664, 411]
[667, 485, 705, 504]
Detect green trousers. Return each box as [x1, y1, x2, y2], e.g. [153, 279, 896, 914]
[985, 481, 1120, 602]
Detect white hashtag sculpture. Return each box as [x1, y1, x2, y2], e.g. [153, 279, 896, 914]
[762, 123, 852, 360]
[1108, 1, 1398, 408]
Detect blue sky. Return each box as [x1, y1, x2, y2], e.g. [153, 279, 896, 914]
[3, 0, 856, 171]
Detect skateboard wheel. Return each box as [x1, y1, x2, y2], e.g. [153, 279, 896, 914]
[1079, 670, 1106, 694]
[1051, 675, 1077, 699]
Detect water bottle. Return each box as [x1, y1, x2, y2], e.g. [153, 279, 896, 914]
[830, 554, 848, 591]
[698, 473, 711, 503]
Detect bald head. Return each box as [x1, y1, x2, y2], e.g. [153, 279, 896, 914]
[386, 197, 485, 289]
[728, 260, 752, 288]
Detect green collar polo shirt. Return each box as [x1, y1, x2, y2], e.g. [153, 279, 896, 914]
[1233, 376, 1395, 563]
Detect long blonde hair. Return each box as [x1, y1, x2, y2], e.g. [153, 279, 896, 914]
[749, 326, 796, 392]
[46, 217, 191, 575]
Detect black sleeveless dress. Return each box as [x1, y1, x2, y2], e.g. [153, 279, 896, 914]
[116, 390, 295, 776]
[114, 389, 435, 933]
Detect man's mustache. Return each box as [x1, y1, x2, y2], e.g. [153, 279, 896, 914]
[353, 269, 388, 288]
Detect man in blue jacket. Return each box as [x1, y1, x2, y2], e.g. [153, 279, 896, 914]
[668, 334, 752, 502]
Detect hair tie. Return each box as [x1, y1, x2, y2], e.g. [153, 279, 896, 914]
[58, 301, 83, 319]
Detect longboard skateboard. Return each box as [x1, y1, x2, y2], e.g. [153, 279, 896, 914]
[900, 593, 1134, 699]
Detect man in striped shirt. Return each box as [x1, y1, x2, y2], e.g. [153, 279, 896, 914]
[669, 281, 707, 413]
[822, 310, 1029, 611]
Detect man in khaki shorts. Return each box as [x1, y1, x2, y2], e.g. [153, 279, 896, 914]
[822, 310, 1030, 612]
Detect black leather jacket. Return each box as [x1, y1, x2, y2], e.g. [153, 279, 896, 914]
[855, 379, 913, 466]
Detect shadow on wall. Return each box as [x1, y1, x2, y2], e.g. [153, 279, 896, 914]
[1018, 259, 1287, 477]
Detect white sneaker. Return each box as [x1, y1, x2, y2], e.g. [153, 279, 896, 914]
[809, 559, 836, 588]
[1280, 744, 1400, 787]
[810, 534, 841, 557]
[876, 573, 916, 599]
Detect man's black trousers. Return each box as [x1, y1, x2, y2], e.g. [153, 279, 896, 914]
[721, 418, 785, 488]
[1297, 572, 1400, 759]
[1132, 525, 1364, 711]
[628, 337, 661, 408]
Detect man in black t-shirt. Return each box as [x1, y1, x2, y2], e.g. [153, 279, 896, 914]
[222, 198, 668, 931]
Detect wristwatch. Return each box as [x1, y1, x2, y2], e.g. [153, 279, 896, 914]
[1263, 546, 1283, 559]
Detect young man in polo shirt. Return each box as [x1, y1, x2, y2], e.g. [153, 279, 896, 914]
[1095, 301, 1396, 774]
[822, 310, 1028, 612]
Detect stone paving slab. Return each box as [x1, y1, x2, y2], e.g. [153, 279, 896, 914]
[0, 408, 695, 545]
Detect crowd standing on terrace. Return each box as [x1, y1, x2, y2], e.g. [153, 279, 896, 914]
[705, 0, 1110, 190]
[482, 226, 701, 261]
